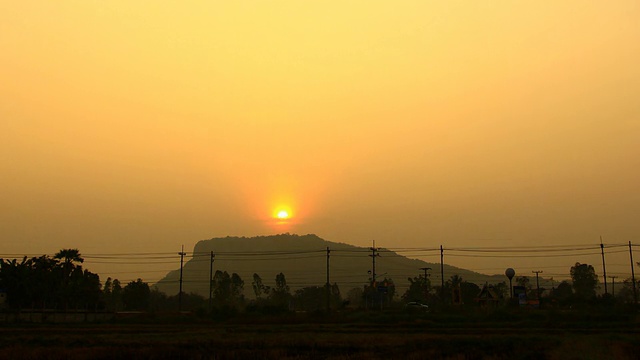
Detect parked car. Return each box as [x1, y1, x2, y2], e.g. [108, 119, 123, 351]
[404, 302, 429, 311]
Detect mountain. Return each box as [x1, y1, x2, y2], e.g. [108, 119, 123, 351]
[154, 233, 515, 298]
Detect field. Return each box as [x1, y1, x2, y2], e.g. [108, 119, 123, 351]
[1, 310, 639, 359]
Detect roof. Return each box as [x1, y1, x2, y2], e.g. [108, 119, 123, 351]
[476, 283, 500, 302]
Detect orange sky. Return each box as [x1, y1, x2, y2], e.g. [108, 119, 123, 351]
[1, 1, 639, 282]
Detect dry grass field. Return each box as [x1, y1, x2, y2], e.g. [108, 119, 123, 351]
[0, 311, 638, 359]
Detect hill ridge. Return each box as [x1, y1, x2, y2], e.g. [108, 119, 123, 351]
[154, 233, 508, 297]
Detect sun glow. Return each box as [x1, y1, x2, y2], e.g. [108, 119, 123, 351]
[273, 206, 292, 221]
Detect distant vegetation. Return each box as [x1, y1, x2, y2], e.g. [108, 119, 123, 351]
[1, 248, 638, 317]
[0, 249, 100, 309]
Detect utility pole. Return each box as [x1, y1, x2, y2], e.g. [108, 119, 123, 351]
[369, 241, 379, 285]
[369, 241, 380, 309]
[209, 251, 215, 312]
[420, 267, 432, 279]
[178, 245, 186, 312]
[600, 236, 608, 295]
[609, 276, 618, 297]
[440, 245, 444, 299]
[630, 241, 638, 306]
[420, 267, 431, 301]
[326, 246, 330, 313]
[532, 270, 543, 299]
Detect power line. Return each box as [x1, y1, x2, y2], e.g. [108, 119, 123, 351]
[4, 242, 637, 290]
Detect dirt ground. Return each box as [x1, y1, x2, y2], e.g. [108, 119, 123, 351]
[0, 321, 638, 360]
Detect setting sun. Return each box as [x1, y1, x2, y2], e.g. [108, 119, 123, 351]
[273, 206, 293, 221]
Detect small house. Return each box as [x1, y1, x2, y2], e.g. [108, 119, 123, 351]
[476, 283, 500, 307]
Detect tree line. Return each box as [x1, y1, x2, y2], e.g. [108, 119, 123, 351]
[1, 249, 638, 314]
[0, 249, 99, 309]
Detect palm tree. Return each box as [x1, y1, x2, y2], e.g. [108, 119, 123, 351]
[447, 274, 463, 287]
[54, 249, 84, 274]
[54, 248, 83, 265]
[54, 249, 85, 308]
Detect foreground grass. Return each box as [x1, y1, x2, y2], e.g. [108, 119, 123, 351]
[0, 310, 638, 359]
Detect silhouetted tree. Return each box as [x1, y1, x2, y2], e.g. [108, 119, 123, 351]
[252, 273, 270, 300]
[0, 251, 100, 310]
[212, 270, 244, 307]
[0, 257, 31, 308]
[439, 275, 463, 304]
[292, 284, 340, 312]
[230, 273, 244, 301]
[550, 280, 573, 307]
[29, 255, 58, 306]
[459, 282, 481, 305]
[346, 287, 364, 308]
[67, 268, 101, 308]
[294, 286, 324, 311]
[448, 275, 463, 287]
[148, 287, 169, 311]
[212, 270, 231, 303]
[571, 262, 598, 301]
[617, 277, 639, 304]
[330, 282, 341, 308]
[52, 249, 88, 307]
[441, 276, 480, 305]
[122, 278, 151, 311]
[111, 279, 123, 310]
[402, 275, 430, 303]
[103, 277, 123, 310]
[274, 273, 289, 293]
[103, 277, 112, 297]
[54, 249, 84, 276]
[492, 282, 509, 299]
[269, 272, 291, 308]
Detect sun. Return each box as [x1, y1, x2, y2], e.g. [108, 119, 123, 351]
[277, 210, 289, 219]
[273, 206, 293, 221]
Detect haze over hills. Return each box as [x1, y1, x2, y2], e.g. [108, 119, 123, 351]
[154, 234, 536, 298]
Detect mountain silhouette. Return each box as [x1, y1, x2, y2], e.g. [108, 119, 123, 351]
[154, 233, 509, 297]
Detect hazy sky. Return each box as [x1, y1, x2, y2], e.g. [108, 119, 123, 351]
[1, 2, 639, 282]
